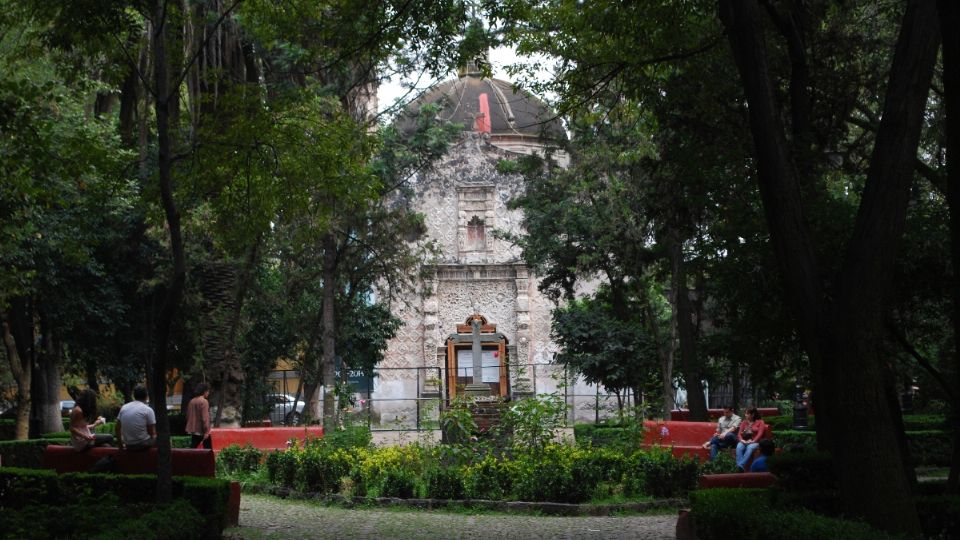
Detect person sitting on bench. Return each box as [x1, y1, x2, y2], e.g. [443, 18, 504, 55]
[735, 406, 767, 471]
[749, 439, 775, 472]
[116, 385, 156, 450]
[70, 389, 113, 451]
[702, 406, 741, 460]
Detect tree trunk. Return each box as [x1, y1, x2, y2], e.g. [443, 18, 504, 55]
[2, 307, 31, 440]
[36, 319, 63, 435]
[149, 0, 185, 504]
[719, 0, 939, 533]
[939, 0, 960, 494]
[667, 232, 708, 421]
[321, 232, 338, 432]
[645, 290, 675, 418]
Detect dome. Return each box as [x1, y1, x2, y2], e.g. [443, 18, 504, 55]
[396, 70, 566, 143]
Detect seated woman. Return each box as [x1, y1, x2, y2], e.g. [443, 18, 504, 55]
[70, 389, 113, 451]
[734, 406, 766, 471]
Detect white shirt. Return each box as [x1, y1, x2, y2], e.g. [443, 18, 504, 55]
[117, 400, 156, 446]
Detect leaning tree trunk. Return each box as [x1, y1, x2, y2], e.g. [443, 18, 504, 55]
[2, 307, 31, 440]
[719, 0, 938, 533]
[938, 0, 960, 494]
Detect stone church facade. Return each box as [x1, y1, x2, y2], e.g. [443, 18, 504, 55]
[366, 68, 612, 428]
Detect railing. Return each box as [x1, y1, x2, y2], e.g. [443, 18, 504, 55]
[268, 363, 641, 431]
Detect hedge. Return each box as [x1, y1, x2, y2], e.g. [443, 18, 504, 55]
[0, 439, 63, 469]
[690, 488, 898, 540]
[0, 467, 230, 539]
[762, 414, 944, 432]
[773, 430, 951, 466]
[573, 423, 643, 449]
[0, 419, 15, 441]
[265, 440, 699, 503]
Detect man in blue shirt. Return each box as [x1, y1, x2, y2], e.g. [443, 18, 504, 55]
[749, 439, 776, 472]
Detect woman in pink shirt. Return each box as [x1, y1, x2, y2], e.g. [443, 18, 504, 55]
[186, 383, 212, 449]
[69, 389, 113, 451]
[735, 407, 766, 471]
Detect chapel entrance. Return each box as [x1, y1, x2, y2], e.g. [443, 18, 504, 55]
[445, 314, 509, 399]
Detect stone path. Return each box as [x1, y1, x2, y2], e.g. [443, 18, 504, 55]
[226, 494, 679, 539]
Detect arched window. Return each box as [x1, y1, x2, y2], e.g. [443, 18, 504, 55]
[466, 215, 485, 251]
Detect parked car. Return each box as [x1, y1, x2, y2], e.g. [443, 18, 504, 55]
[266, 393, 305, 426]
[60, 400, 76, 416]
[165, 394, 182, 412]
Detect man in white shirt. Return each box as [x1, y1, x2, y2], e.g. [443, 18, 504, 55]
[702, 406, 741, 460]
[116, 385, 157, 450]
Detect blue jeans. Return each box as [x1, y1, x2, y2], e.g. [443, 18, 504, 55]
[736, 441, 759, 469]
[709, 432, 737, 460]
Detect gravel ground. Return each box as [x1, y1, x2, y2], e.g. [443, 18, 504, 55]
[226, 494, 679, 540]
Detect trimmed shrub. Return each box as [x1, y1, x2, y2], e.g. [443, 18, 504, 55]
[574, 423, 643, 450]
[774, 430, 951, 466]
[902, 414, 947, 431]
[511, 445, 579, 502]
[763, 415, 816, 431]
[767, 451, 836, 491]
[0, 438, 62, 469]
[0, 467, 230, 538]
[905, 430, 952, 466]
[294, 446, 357, 494]
[462, 454, 515, 500]
[772, 430, 816, 452]
[0, 419, 16, 441]
[917, 495, 960, 539]
[690, 488, 897, 540]
[171, 435, 193, 448]
[217, 444, 263, 476]
[265, 448, 298, 487]
[625, 447, 698, 498]
[422, 464, 465, 500]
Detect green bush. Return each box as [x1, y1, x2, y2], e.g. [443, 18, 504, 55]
[217, 444, 264, 476]
[511, 445, 580, 502]
[917, 495, 960, 538]
[773, 430, 951, 466]
[264, 449, 298, 487]
[0, 467, 230, 538]
[294, 446, 357, 494]
[772, 430, 816, 451]
[0, 419, 16, 441]
[690, 488, 897, 540]
[763, 415, 816, 431]
[322, 425, 372, 449]
[574, 422, 643, 450]
[625, 447, 698, 498]
[0, 438, 62, 469]
[699, 452, 738, 475]
[902, 414, 947, 431]
[462, 453, 515, 500]
[767, 451, 836, 491]
[171, 435, 193, 448]
[905, 430, 952, 466]
[422, 464, 465, 499]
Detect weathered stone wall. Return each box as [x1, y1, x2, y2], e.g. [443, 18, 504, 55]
[375, 131, 624, 425]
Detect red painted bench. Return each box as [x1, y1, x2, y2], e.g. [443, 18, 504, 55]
[669, 408, 779, 421]
[698, 472, 777, 489]
[640, 421, 774, 464]
[42, 445, 240, 527]
[209, 426, 324, 452]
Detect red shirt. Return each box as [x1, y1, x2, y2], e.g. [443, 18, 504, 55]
[738, 419, 766, 442]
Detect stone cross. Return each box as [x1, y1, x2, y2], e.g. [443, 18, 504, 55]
[471, 317, 483, 385]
